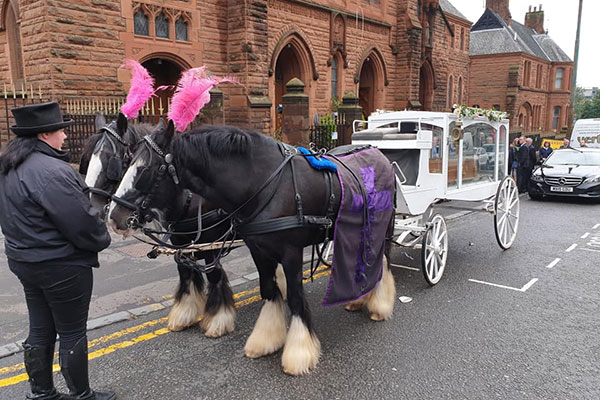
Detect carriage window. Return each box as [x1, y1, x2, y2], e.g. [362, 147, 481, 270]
[429, 126, 443, 174]
[155, 14, 169, 39]
[175, 18, 188, 41]
[462, 123, 496, 186]
[134, 10, 149, 36]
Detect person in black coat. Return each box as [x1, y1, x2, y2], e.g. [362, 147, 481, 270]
[539, 141, 553, 162]
[0, 103, 115, 400]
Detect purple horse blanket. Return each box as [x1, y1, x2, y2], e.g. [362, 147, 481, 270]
[322, 147, 394, 306]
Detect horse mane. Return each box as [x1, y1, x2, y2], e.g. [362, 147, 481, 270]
[173, 125, 274, 174]
[79, 132, 103, 173]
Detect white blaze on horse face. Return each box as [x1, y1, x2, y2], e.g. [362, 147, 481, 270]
[107, 158, 145, 218]
[84, 151, 103, 190]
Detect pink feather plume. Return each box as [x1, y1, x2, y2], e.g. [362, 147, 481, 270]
[168, 67, 238, 132]
[120, 59, 156, 119]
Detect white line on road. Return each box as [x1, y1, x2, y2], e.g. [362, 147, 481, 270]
[390, 263, 419, 271]
[581, 232, 590, 239]
[566, 244, 578, 252]
[581, 247, 600, 253]
[593, 224, 600, 230]
[468, 278, 538, 292]
[545, 258, 561, 269]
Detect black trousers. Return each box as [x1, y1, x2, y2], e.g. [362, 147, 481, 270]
[9, 260, 93, 350]
[517, 166, 532, 193]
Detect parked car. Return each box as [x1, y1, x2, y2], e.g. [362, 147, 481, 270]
[528, 148, 600, 200]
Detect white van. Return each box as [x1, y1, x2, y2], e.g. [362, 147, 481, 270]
[571, 118, 600, 148]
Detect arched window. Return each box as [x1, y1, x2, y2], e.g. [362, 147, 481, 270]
[523, 61, 531, 86]
[555, 68, 564, 89]
[536, 64, 543, 88]
[331, 56, 339, 100]
[457, 77, 463, 105]
[155, 13, 169, 39]
[134, 9, 149, 36]
[447, 75, 454, 109]
[5, 2, 24, 84]
[175, 17, 188, 41]
[460, 28, 465, 50]
[552, 106, 561, 130]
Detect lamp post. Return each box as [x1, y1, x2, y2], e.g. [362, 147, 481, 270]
[570, 0, 583, 123]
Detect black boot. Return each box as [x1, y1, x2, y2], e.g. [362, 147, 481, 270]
[23, 342, 64, 400]
[59, 337, 116, 400]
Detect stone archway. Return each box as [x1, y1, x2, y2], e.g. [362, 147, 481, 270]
[419, 61, 434, 111]
[358, 58, 376, 118]
[140, 55, 188, 116]
[517, 102, 533, 131]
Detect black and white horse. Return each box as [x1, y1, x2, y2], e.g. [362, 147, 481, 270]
[80, 114, 236, 336]
[107, 122, 396, 375]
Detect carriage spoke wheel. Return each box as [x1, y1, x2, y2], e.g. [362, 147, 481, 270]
[494, 176, 520, 250]
[421, 214, 448, 286]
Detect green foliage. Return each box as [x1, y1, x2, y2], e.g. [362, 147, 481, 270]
[312, 114, 338, 149]
[330, 97, 342, 112]
[575, 92, 600, 119]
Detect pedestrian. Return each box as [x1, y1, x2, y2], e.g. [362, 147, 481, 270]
[560, 138, 570, 149]
[539, 141, 553, 162]
[432, 135, 441, 158]
[525, 138, 537, 182]
[516, 136, 530, 192]
[0, 102, 116, 400]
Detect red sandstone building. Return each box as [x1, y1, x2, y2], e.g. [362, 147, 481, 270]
[469, 0, 573, 137]
[0, 0, 472, 137]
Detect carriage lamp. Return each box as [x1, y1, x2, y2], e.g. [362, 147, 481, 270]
[451, 120, 463, 142]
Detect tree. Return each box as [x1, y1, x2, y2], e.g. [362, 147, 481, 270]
[576, 92, 600, 119]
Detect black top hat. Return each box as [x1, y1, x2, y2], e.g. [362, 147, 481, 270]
[10, 102, 74, 136]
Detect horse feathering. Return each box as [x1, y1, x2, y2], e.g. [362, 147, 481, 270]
[169, 67, 237, 132]
[120, 59, 156, 119]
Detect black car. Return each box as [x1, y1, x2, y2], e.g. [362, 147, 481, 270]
[528, 148, 600, 201]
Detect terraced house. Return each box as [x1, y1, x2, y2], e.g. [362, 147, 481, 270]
[0, 0, 471, 140]
[469, 0, 574, 137]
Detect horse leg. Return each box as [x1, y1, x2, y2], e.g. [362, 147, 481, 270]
[281, 246, 321, 376]
[244, 252, 287, 359]
[366, 256, 396, 321]
[201, 257, 236, 338]
[167, 264, 206, 331]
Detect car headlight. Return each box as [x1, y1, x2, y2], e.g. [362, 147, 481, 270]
[530, 174, 543, 182]
[585, 175, 600, 183]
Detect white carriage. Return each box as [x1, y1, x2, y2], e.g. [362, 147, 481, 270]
[352, 109, 519, 285]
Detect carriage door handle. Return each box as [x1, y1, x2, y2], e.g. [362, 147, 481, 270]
[391, 162, 407, 185]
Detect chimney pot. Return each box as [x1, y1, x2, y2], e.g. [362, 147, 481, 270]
[533, 6, 537, 12]
[529, 5, 532, 12]
[539, 4, 542, 11]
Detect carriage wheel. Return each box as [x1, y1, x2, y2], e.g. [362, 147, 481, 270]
[421, 214, 448, 286]
[494, 176, 520, 250]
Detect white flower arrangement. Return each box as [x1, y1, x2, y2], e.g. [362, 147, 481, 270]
[452, 104, 508, 122]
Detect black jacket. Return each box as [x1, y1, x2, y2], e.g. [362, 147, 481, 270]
[0, 141, 110, 266]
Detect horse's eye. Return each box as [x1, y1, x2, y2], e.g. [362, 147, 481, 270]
[134, 168, 154, 193]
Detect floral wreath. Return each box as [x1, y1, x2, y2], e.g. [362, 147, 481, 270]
[452, 104, 508, 122]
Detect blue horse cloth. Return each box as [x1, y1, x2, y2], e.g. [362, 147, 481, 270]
[297, 147, 337, 172]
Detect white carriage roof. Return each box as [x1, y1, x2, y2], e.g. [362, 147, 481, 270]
[368, 110, 509, 125]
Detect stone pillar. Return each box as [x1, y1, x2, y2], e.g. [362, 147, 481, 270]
[336, 92, 363, 145]
[201, 88, 224, 125]
[281, 78, 309, 146]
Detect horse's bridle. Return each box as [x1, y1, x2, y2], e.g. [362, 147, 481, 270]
[87, 122, 133, 206]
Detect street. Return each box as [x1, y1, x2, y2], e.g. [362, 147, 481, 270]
[1, 195, 600, 399]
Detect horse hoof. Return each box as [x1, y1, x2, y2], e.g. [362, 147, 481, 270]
[344, 302, 364, 312]
[201, 306, 236, 338]
[369, 312, 386, 321]
[281, 316, 320, 376]
[244, 299, 287, 358]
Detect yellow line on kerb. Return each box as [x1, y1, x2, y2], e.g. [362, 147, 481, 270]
[0, 266, 331, 388]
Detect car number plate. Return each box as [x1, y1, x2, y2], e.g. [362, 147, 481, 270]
[550, 186, 573, 192]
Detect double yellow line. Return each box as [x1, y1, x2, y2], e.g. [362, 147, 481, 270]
[0, 266, 330, 388]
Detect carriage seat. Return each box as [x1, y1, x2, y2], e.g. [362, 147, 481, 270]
[352, 127, 417, 141]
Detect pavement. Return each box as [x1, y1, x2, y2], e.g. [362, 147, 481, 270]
[0, 204, 477, 359]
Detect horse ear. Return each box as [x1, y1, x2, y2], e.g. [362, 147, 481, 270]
[116, 113, 128, 136]
[156, 118, 166, 130]
[166, 120, 175, 141]
[95, 113, 107, 131]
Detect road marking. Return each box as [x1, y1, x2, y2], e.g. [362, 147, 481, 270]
[581, 232, 590, 239]
[468, 278, 538, 292]
[581, 247, 600, 253]
[566, 244, 577, 252]
[0, 268, 333, 387]
[545, 258, 561, 269]
[593, 224, 599, 230]
[390, 263, 419, 271]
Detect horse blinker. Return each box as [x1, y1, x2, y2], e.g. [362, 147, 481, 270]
[106, 156, 124, 181]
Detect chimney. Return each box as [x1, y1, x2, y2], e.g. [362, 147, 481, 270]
[525, 4, 545, 34]
[486, 0, 512, 25]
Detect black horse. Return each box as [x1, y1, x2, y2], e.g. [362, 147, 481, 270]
[80, 114, 236, 336]
[107, 121, 396, 376]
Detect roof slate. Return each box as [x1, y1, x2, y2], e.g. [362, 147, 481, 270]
[470, 8, 572, 63]
[439, 0, 469, 22]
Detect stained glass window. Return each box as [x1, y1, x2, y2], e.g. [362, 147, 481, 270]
[331, 57, 338, 100]
[134, 10, 149, 36]
[175, 18, 188, 41]
[156, 14, 169, 39]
